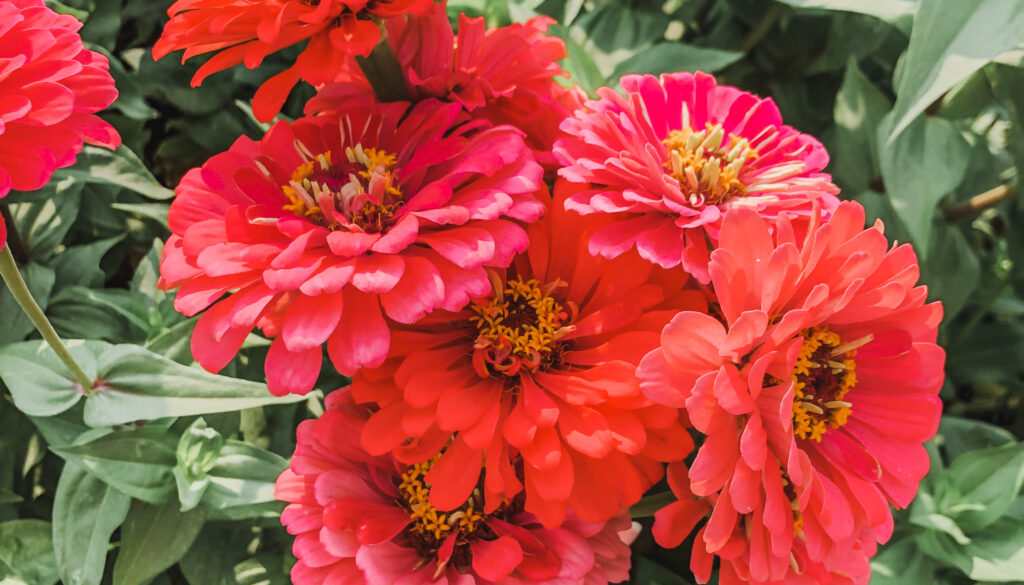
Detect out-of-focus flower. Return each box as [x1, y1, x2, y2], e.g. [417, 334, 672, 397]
[306, 3, 582, 170]
[349, 181, 701, 529]
[638, 202, 943, 582]
[158, 97, 544, 395]
[152, 0, 433, 121]
[0, 0, 119, 199]
[275, 389, 640, 585]
[554, 72, 838, 282]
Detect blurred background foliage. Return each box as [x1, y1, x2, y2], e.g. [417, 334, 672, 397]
[0, 0, 1023, 584]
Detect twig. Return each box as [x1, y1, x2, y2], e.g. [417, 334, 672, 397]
[944, 183, 1018, 221]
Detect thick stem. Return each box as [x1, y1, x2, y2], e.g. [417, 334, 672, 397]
[944, 183, 1018, 221]
[355, 27, 410, 103]
[0, 245, 93, 391]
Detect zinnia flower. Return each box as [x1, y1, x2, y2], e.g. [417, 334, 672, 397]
[653, 462, 876, 585]
[275, 389, 640, 585]
[306, 3, 582, 170]
[0, 0, 119, 198]
[152, 0, 433, 122]
[158, 97, 544, 396]
[638, 202, 944, 582]
[349, 182, 701, 529]
[554, 72, 839, 282]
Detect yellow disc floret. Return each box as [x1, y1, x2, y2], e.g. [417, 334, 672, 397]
[663, 118, 758, 207]
[399, 458, 485, 552]
[791, 327, 870, 442]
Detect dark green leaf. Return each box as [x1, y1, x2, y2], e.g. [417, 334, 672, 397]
[777, 0, 914, 31]
[0, 519, 59, 585]
[112, 501, 205, 585]
[0, 340, 106, 418]
[53, 463, 132, 585]
[944, 441, 1024, 532]
[59, 146, 174, 200]
[0, 263, 56, 344]
[612, 43, 742, 80]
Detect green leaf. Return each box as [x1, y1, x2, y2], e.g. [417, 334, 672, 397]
[957, 515, 1024, 581]
[0, 520, 59, 585]
[568, 1, 668, 81]
[877, 113, 969, 250]
[110, 203, 169, 227]
[52, 427, 177, 504]
[0, 488, 22, 505]
[58, 145, 174, 200]
[777, 0, 914, 31]
[84, 344, 307, 427]
[7, 179, 83, 262]
[179, 527, 250, 585]
[112, 501, 204, 585]
[53, 463, 132, 585]
[631, 557, 694, 585]
[887, 0, 1024, 141]
[201, 442, 288, 520]
[832, 60, 891, 193]
[612, 43, 742, 80]
[944, 441, 1024, 532]
[935, 416, 1016, 465]
[870, 537, 941, 585]
[0, 264, 55, 345]
[51, 236, 124, 291]
[921, 225, 979, 320]
[0, 340, 105, 418]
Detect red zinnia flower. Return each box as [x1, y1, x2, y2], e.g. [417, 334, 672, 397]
[350, 182, 701, 529]
[306, 3, 582, 171]
[638, 203, 943, 581]
[152, 0, 433, 122]
[158, 97, 544, 395]
[0, 0, 119, 198]
[554, 72, 838, 282]
[275, 389, 640, 585]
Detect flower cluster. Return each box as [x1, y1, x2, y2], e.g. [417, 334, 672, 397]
[151, 2, 945, 584]
[0, 0, 120, 245]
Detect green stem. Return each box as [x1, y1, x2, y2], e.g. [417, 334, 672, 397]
[0, 245, 93, 391]
[355, 26, 410, 103]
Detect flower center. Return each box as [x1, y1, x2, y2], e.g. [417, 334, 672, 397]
[399, 458, 487, 562]
[469, 276, 572, 376]
[281, 145, 402, 232]
[662, 121, 758, 207]
[791, 327, 870, 442]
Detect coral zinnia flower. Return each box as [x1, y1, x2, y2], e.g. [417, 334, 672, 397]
[306, 3, 580, 170]
[152, 0, 433, 122]
[638, 202, 943, 581]
[158, 97, 544, 396]
[554, 72, 839, 282]
[653, 462, 875, 585]
[275, 389, 640, 585]
[0, 0, 120, 198]
[350, 182, 701, 528]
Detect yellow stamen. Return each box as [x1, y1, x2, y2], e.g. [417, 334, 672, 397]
[791, 326, 858, 442]
[662, 119, 759, 206]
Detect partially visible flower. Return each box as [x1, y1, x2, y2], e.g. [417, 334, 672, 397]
[0, 0, 120, 198]
[306, 4, 581, 170]
[152, 0, 433, 122]
[638, 202, 943, 580]
[349, 182, 702, 529]
[554, 72, 838, 282]
[159, 97, 544, 395]
[275, 389, 640, 585]
[652, 462, 876, 585]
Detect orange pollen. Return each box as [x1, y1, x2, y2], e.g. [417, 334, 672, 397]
[469, 275, 573, 377]
[281, 145, 402, 233]
[663, 115, 758, 207]
[791, 327, 871, 442]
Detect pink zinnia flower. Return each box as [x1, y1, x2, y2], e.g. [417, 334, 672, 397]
[554, 72, 839, 282]
[638, 202, 944, 581]
[158, 97, 544, 395]
[0, 0, 120, 198]
[306, 4, 582, 170]
[275, 389, 640, 585]
[152, 0, 434, 122]
[349, 182, 701, 529]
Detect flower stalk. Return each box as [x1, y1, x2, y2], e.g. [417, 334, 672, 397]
[0, 245, 93, 392]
